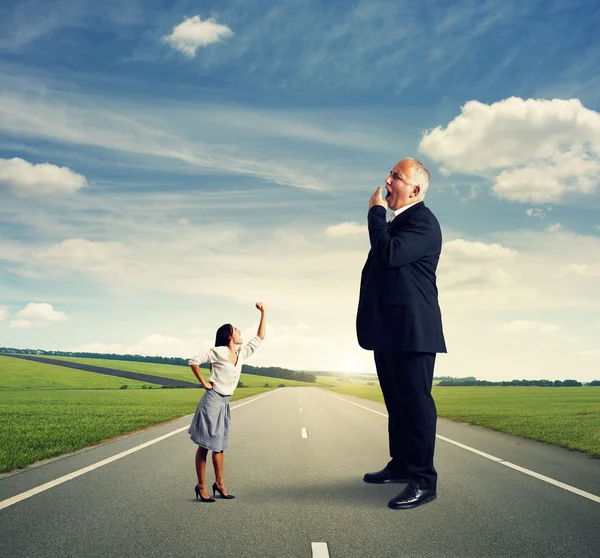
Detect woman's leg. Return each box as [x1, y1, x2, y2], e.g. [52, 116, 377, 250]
[212, 451, 229, 495]
[195, 446, 210, 497]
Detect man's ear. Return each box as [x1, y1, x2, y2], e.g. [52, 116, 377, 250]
[412, 185, 421, 198]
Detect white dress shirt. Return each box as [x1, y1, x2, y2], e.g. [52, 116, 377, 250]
[390, 200, 421, 221]
[188, 336, 262, 396]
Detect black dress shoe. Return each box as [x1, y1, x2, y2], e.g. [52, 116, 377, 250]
[388, 481, 436, 509]
[363, 466, 409, 484]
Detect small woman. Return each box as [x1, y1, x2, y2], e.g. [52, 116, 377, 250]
[188, 302, 266, 502]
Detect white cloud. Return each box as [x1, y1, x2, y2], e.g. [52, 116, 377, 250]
[35, 239, 128, 275]
[126, 334, 201, 358]
[451, 183, 480, 202]
[546, 223, 563, 232]
[493, 151, 600, 203]
[561, 263, 600, 278]
[0, 305, 7, 321]
[578, 349, 600, 357]
[438, 239, 523, 307]
[72, 335, 203, 359]
[163, 16, 233, 57]
[419, 97, 600, 203]
[10, 302, 67, 328]
[188, 327, 208, 336]
[442, 238, 517, 260]
[0, 157, 87, 196]
[499, 320, 561, 334]
[4, 208, 600, 380]
[526, 208, 546, 218]
[70, 321, 325, 369]
[325, 222, 367, 237]
[71, 342, 124, 354]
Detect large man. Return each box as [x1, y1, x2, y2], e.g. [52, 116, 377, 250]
[356, 157, 446, 510]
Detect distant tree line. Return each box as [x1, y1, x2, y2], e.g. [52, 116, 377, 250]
[241, 365, 316, 383]
[0, 347, 317, 383]
[437, 377, 595, 387]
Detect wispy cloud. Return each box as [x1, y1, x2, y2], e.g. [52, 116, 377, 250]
[325, 222, 366, 237]
[0, 0, 84, 51]
[526, 207, 548, 218]
[578, 349, 600, 357]
[0, 0, 143, 52]
[499, 320, 561, 334]
[0, 82, 395, 192]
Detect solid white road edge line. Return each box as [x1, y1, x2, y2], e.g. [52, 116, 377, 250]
[318, 389, 600, 504]
[0, 389, 278, 512]
[301, 428, 308, 439]
[311, 542, 330, 557]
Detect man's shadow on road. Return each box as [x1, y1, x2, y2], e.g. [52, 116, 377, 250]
[241, 478, 409, 510]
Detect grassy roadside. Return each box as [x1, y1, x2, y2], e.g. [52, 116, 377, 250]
[322, 384, 600, 457]
[0, 387, 272, 473]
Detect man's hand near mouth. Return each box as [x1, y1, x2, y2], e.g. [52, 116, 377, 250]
[369, 186, 389, 210]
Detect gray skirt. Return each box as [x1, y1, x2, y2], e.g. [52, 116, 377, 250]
[188, 388, 231, 452]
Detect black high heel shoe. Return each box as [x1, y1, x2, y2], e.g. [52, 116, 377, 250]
[194, 485, 215, 502]
[212, 482, 235, 499]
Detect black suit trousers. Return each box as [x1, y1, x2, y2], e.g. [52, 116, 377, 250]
[374, 350, 437, 491]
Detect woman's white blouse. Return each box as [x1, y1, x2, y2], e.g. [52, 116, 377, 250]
[188, 336, 262, 396]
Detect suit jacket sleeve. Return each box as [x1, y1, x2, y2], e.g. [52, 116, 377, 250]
[368, 205, 433, 268]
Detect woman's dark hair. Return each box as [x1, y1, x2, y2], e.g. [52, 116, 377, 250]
[215, 324, 233, 347]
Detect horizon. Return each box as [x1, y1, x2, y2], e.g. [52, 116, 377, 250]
[2, 346, 597, 384]
[1, 0, 600, 382]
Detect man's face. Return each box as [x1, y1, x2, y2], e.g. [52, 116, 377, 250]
[384, 160, 420, 211]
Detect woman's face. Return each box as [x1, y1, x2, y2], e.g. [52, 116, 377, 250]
[230, 326, 243, 345]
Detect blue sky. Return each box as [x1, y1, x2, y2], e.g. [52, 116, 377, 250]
[1, 0, 600, 381]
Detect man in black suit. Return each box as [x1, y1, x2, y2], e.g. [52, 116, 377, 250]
[356, 157, 446, 510]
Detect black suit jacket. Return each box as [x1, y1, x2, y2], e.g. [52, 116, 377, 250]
[356, 202, 447, 353]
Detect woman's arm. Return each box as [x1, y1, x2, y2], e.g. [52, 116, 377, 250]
[189, 364, 213, 389]
[255, 302, 266, 340]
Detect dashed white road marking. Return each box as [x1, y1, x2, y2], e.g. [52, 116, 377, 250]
[318, 389, 600, 505]
[311, 542, 330, 557]
[0, 390, 278, 511]
[301, 428, 308, 439]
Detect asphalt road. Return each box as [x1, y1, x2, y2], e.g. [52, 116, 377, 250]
[1, 387, 599, 558]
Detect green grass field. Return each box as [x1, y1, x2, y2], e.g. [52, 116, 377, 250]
[0, 387, 272, 473]
[323, 384, 600, 456]
[2, 355, 598, 473]
[0, 356, 324, 472]
[0, 356, 151, 390]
